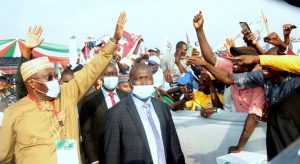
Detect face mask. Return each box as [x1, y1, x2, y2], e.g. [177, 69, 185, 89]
[103, 76, 118, 90]
[132, 85, 155, 99]
[32, 79, 61, 98]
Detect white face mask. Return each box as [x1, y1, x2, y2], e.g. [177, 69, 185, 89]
[132, 85, 155, 99]
[103, 76, 118, 90]
[32, 79, 61, 98]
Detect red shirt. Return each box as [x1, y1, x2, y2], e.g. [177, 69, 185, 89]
[215, 58, 266, 116]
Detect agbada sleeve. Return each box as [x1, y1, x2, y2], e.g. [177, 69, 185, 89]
[0, 107, 15, 164]
[260, 55, 300, 75]
[62, 40, 117, 102]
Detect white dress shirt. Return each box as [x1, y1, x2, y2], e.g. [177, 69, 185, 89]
[101, 87, 120, 109]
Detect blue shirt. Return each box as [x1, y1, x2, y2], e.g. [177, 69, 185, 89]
[233, 70, 300, 106]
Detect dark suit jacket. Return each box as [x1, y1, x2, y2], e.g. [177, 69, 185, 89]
[104, 95, 185, 164]
[79, 88, 129, 163]
[267, 86, 300, 160]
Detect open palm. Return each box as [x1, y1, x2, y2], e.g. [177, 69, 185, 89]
[113, 12, 127, 42]
[25, 26, 44, 49]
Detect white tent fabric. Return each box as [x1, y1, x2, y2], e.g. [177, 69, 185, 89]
[172, 110, 267, 164]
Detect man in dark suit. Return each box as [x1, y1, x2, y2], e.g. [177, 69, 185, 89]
[104, 63, 185, 164]
[79, 63, 129, 164]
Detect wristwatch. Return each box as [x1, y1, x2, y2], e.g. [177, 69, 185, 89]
[212, 107, 219, 113]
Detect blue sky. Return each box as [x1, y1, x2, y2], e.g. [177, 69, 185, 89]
[0, 0, 299, 51]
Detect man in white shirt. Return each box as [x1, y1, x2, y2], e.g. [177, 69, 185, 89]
[148, 56, 164, 88]
[160, 41, 190, 83]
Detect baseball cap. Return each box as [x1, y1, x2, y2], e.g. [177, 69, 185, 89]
[148, 48, 160, 53]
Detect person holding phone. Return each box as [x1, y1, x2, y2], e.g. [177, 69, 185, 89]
[184, 71, 224, 117]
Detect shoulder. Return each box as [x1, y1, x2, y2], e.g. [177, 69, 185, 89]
[116, 89, 129, 97]
[4, 97, 30, 118]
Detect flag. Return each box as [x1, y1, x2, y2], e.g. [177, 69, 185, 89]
[186, 33, 193, 56]
[118, 31, 142, 58]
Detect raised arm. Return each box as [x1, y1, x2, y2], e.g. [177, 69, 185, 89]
[132, 38, 143, 55]
[16, 26, 44, 100]
[187, 56, 234, 85]
[283, 24, 294, 46]
[193, 11, 216, 65]
[242, 29, 265, 55]
[202, 73, 223, 109]
[63, 12, 127, 102]
[264, 32, 287, 54]
[232, 55, 300, 74]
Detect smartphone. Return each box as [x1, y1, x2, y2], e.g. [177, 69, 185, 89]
[240, 22, 251, 33]
[263, 36, 268, 42]
[291, 25, 297, 29]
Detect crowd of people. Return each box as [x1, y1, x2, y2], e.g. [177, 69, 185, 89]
[0, 11, 300, 164]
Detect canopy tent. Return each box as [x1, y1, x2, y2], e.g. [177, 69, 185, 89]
[0, 39, 71, 74]
[0, 39, 70, 65]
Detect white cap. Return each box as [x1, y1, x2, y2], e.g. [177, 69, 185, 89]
[120, 58, 133, 67]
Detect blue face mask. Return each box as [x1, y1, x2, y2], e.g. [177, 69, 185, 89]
[32, 79, 61, 98]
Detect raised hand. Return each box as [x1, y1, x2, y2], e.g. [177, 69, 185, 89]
[263, 32, 284, 47]
[112, 12, 127, 43]
[283, 24, 294, 46]
[183, 91, 194, 101]
[164, 70, 173, 83]
[192, 48, 200, 56]
[186, 56, 207, 66]
[25, 25, 44, 49]
[138, 38, 144, 44]
[242, 30, 256, 45]
[224, 38, 235, 54]
[193, 11, 204, 31]
[283, 24, 293, 36]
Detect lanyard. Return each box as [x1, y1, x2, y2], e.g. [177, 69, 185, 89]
[29, 95, 66, 140]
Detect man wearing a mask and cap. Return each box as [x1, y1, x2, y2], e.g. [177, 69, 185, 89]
[148, 47, 160, 57]
[148, 56, 164, 88]
[0, 12, 127, 164]
[79, 63, 128, 164]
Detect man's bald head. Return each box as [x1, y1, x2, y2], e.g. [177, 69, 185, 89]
[129, 63, 153, 86]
